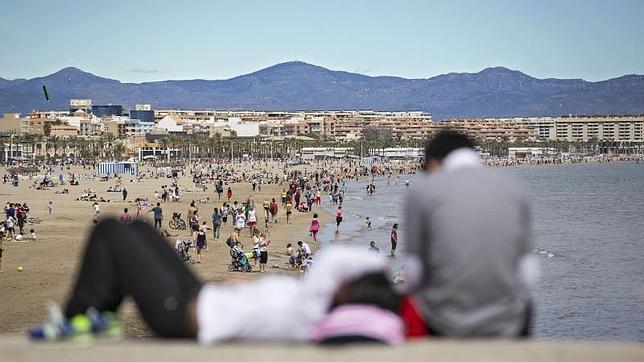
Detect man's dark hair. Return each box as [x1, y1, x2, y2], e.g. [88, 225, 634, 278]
[425, 130, 475, 162]
[330, 272, 400, 313]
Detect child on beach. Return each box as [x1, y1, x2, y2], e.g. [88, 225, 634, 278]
[30, 229, 38, 241]
[366, 217, 372, 230]
[47, 201, 53, 215]
[309, 213, 320, 243]
[92, 202, 100, 218]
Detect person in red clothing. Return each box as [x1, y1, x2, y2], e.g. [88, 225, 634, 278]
[309, 213, 320, 243]
[269, 198, 278, 223]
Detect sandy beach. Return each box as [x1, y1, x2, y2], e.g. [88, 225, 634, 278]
[0, 163, 332, 336]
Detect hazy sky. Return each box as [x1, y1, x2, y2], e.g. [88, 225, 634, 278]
[1, 0, 643, 82]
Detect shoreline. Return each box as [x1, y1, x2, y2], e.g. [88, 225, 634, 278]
[0, 157, 641, 339]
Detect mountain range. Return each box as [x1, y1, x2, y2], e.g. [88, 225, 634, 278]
[1, 61, 643, 120]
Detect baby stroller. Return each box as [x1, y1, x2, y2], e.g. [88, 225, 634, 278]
[226, 239, 252, 272]
[175, 239, 196, 264]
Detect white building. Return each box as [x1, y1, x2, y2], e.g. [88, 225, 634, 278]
[156, 115, 184, 133]
[227, 117, 260, 137]
[369, 148, 424, 159]
[300, 147, 354, 160]
[125, 119, 155, 136]
[508, 147, 558, 158]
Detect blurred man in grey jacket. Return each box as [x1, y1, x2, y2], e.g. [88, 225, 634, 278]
[404, 130, 538, 337]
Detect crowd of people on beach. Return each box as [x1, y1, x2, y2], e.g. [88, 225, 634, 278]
[16, 130, 546, 346]
[3, 136, 643, 346]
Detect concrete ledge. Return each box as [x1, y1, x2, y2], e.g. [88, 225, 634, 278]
[1, 337, 642, 362]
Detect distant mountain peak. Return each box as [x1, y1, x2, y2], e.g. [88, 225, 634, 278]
[37, 66, 117, 86]
[49, 67, 90, 76]
[0, 62, 642, 118]
[252, 61, 327, 73]
[478, 66, 529, 77]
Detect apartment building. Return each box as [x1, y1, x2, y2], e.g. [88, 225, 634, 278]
[125, 119, 155, 137]
[512, 116, 644, 142]
[437, 120, 537, 142]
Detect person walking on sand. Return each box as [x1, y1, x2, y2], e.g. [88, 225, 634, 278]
[247, 205, 257, 237]
[335, 206, 344, 231]
[136, 200, 143, 219]
[194, 226, 207, 264]
[263, 200, 270, 220]
[234, 208, 246, 236]
[211, 208, 222, 240]
[92, 202, 100, 219]
[149, 203, 163, 229]
[258, 231, 270, 273]
[269, 198, 278, 224]
[221, 203, 229, 229]
[309, 213, 320, 243]
[390, 224, 398, 257]
[122, 187, 128, 202]
[226, 187, 233, 201]
[285, 201, 292, 224]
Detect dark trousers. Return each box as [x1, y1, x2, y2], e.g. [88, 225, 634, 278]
[65, 219, 202, 338]
[212, 223, 220, 239]
[154, 218, 162, 229]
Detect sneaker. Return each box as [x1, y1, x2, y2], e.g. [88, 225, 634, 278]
[29, 305, 122, 342]
[28, 304, 92, 342]
[87, 308, 122, 339]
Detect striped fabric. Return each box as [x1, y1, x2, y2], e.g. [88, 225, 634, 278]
[310, 304, 405, 344]
[97, 162, 138, 176]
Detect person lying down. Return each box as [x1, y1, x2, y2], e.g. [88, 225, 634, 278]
[29, 219, 405, 345]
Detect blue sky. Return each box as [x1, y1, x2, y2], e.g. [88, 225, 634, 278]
[1, 0, 643, 82]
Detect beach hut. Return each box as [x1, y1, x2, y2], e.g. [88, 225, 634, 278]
[98, 161, 138, 177]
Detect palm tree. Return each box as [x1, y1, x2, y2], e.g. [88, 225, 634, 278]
[48, 135, 61, 159]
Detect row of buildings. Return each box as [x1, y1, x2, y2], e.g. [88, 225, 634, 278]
[1, 99, 643, 145]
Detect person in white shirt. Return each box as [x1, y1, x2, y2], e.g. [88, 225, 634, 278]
[234, 209, 246, 236]
[298, 240, 311, 258]
[92, 202, 100, 218]
[5, 216, 15, 239]
[247, 206, 257, 237]
[28, 219, 390, 344]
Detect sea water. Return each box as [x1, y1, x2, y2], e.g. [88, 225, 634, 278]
[318, 162, 644, 340]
